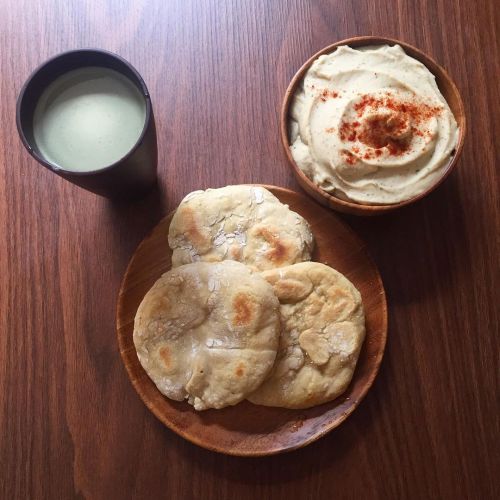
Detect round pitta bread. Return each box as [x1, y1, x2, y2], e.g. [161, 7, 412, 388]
[168, 185, 314, 271]
[133, 261, 280, 410]
[247, 262, 365, 409]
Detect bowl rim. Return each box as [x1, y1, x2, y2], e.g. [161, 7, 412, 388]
[280, 35, 467, 215]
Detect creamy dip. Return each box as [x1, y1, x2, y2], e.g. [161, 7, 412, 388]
[289, 45, 459, 204]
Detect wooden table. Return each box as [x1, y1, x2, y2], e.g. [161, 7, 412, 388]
[1, 1, 498, 498]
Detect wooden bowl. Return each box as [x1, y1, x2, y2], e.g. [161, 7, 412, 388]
[116, 186, 387, 455]
[280, 36, 466, 216]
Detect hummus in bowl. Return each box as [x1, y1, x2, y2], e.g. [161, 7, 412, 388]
[283, 38, 465, 213]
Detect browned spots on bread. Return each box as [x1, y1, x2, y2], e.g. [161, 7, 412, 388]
[159, 346, 171, 368]
[180, 206, 209, 249]
[229, 246, 242, 260]
[147, 295, 171, 317]
[232, 292, 255, 326]
[235, 362, 245, 377]
[255, 227, 289, 264]
[327, 287, 356, 320]
[271, 277, 313, 303]
[274, 280, 298, 299]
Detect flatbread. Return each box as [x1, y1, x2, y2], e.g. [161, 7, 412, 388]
[133, 260, 280, 410]
[168, 185, 314, 271]
[247, 262, 365, 409]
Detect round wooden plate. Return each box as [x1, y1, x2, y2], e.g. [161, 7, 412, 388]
[116, 186, 387, 456]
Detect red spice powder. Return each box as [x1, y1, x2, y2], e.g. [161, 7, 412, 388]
[362, 148, 384, 160]
[358, 115, 408, 149]
[319, 89, 339, 101]
[343, 150, 358, 165]
[339, 92, 441, 159]
[339, 121, 357, 142]
[354, 93, 441, 124]
[412, 126, 424, 137]
[353, 95, 378, 115]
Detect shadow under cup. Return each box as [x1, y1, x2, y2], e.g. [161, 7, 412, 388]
[16, 49, 158, 199]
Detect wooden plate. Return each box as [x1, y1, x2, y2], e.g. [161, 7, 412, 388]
[116, 186, 387, 456]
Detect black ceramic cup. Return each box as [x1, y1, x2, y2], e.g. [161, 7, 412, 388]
[16, 49, 157, 199]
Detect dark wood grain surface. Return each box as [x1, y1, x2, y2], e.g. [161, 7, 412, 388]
[0, 0, 498, 498]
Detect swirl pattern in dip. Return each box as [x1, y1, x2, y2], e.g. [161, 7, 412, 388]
[289, 45, 459, 204]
